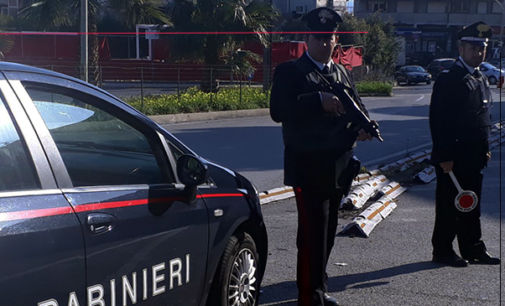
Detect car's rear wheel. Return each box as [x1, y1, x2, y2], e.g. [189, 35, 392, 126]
[208, 232, 260, 306]
[426, 81, 431, 85]
[488, 76, 497, 85]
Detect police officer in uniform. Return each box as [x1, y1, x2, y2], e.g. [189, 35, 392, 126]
[270, 7, 374, 306]
[429, 21, 500, 267]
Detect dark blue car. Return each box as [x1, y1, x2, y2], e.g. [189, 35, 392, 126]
[395, 65, 432, 86]
[0, 62, 267, 306]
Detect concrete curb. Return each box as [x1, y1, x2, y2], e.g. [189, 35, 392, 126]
[150, 109, 270, 124]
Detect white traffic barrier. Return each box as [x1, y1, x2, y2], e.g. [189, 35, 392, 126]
[374, 181, 407, 201]
[259, 186, 294, 205]
[414, 166, 436, 183]
[377, 150, 431, 173]
[341, 175, 390, 210]
[351, 169, 383, 186]
[340, 197, 398, 237]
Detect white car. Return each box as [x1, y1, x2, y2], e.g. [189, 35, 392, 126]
[479, 62, 504, 85]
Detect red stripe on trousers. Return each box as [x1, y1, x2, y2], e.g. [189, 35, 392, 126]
[294, 187, 311, 306]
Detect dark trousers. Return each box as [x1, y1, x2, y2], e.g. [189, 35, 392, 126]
[294, 186, 343, 306]
[432, 166, 486, 258]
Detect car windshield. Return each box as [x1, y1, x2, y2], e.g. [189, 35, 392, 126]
[406, 66, 425, 72]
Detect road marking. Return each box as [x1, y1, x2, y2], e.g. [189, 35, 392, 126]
[415, 95, 425, 102]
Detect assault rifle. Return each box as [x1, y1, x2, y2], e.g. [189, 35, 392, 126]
[323, 80, 384, 142]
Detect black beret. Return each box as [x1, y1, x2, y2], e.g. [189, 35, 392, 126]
[302, 7, 343, 35]
[457, 21, 492, 46]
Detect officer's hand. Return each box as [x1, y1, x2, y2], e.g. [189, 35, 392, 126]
[487, 151, 491, 162]
[321, 92, 345, 115]
[357, 129, 373, 141]
[440, 161, 454, 173]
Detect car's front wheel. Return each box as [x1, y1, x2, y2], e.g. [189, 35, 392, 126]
[209, 232, 260, 306]
[488, 76, 497, 85]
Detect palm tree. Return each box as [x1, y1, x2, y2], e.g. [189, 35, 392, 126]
[0, 15, 15, 60]
[166, 0, 278, 92]
[19, 0, 169, 85]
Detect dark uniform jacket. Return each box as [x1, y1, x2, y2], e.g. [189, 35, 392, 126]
[270, 53, 368, 190]
[429, 59, 491, 170]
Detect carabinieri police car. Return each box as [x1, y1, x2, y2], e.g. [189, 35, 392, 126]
[0, 62, 267, 306]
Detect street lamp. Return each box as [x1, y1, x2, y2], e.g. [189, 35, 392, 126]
[80, 0, 88, 82]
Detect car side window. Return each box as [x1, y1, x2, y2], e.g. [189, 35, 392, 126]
[0, 97, 40, 191]
[23, 84, 174, 187]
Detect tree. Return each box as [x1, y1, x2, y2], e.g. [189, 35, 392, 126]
[0, 15, 15, 59]
[165, 0, 278, 92]
[339, 12, 399, 77]
[19, 0, 169, 85]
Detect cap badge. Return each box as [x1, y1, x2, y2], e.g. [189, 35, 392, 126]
[477, 24, 490, 38]
[318, 9, 333, 24]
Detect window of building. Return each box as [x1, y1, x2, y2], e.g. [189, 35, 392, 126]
[492, 1, 502, 13]
[397, 1, 414, 13]
[369, 1, 387, 12]
[477, 2, 487, 14]
[453, 1, 469, 13]
[427, 2, 446, 13]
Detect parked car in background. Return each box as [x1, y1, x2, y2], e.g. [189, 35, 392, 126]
[407, 51, 435, 67]
[486, 58, 505, 68]
[479, 62, 504, 85]
[395, 65, 432, 85]
[427, 58, 455, 79]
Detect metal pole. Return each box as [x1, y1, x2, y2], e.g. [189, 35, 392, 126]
[501, 0, 505, 52]
[495, 0, 505, 51]
[141, 67, 144, 109]
[177, 67, 181, 102]
[80, 0, 88, 82]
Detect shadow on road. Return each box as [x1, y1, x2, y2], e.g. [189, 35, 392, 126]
[259, 261, 441, 305]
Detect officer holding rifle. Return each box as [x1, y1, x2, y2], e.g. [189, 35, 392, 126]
[269, 7, 380, 306]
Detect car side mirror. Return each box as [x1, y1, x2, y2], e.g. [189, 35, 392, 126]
[176, 155, 211, 203]
[177, 154, 211, 186]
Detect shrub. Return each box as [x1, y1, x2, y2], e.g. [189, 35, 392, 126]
[123, 82, 391, 116]
[355, 82, 393, 95]
[124, 86, 270, 115]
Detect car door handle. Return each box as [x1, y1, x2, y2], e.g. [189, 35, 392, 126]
[87, 213, 115, 235]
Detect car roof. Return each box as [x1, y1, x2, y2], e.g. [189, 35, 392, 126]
[0, 61, 79, 79]
[432, 58, 455, 62]
[0, 61, 125, 102]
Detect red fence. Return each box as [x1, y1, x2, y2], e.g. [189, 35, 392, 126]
[3, 33, 363, 84]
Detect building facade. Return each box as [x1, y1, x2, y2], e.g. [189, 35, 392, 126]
[0, 0, 20, 17]
[273, 0, 350, 16]
[354, 0, 504, 62]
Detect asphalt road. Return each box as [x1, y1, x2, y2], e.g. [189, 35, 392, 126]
[259, 149, 504, 305]
[162, 84, 505, 193]
[157, 84, 505, 305]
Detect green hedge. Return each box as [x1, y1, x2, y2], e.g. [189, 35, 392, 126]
[124, 82, 391, 116]
[355, 82, 393, 95]
[125, 86, 269, 116]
